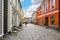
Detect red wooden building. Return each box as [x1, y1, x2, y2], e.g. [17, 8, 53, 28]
[37, 0, 60, 29]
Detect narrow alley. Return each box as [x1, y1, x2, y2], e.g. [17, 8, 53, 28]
[4, 24, 60, 40]
[0, 0, 60, 40]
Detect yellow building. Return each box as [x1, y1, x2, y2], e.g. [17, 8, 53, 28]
[36, 11, 39, 24]
[20, 9, 25, 23]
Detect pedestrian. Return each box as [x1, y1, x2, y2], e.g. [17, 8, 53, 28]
[25, 22, 27, 26]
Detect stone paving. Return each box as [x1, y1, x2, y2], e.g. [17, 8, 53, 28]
[4, 24, 60, 40]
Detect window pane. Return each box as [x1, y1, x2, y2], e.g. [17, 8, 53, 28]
[46, 0, 48, 11]
[41, 3, 44, 14]
[51, 0, 55, 9]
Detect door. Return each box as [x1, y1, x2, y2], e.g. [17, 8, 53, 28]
[45, 17, 48, 26]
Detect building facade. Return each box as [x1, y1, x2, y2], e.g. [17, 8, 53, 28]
[0, 0, 21, 37]
[20, 9, 25, 23]
[37, 0, 60, 28]
[32, 11, 36, 24]
[8, 0, 21, 32]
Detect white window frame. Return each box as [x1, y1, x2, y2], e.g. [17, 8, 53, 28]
[45, 0, 48, 12]
[41, 3, 44, 14]
[50, 0, 55, 10]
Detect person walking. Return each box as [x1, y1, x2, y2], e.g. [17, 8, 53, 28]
[25, 22, 27, 27]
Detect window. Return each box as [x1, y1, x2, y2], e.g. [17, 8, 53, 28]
[41, 3, 44, 14]
[51, 16, 55, 25]
[45, 0, 48, 11]
[50, 0, 55, 10]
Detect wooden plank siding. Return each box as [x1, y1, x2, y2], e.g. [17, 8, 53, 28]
[0, 0, 2, 35]
[0, 0, 4, 37]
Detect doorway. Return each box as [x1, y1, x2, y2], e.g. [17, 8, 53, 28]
[45, 17, 48, 26]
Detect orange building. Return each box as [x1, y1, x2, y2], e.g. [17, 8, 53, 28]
[37, 0, 60, 29]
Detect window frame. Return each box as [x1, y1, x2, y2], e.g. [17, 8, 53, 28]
[45, 0, 48, 12]
[41, 3, 44, 14]
[50, 0, 55, 10]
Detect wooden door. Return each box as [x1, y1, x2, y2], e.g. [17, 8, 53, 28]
[45, 17, 48, 26]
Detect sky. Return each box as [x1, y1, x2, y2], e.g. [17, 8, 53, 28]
[20, 0, 43, 18]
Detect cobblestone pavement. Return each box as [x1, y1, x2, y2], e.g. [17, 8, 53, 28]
[4, 24, 60, 40]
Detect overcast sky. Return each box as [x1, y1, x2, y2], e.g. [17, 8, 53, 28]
[20, 0, 43, 18]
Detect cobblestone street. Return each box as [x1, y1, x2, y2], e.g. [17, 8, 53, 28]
[4, 24, 60, 40]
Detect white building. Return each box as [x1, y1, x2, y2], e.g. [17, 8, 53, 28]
[8, 0, 21, 32]
[0, 0, 21, 37]
[32, 11, 36, 24]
